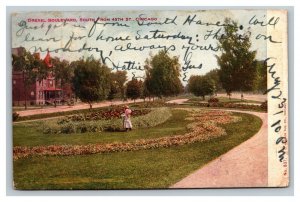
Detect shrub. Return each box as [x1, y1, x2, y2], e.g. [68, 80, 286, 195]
[13, 112, 19, 121]
[260, 101, 268, 111]
[208, 97, 219, 103]
[60, 123, 76, 134]
[132, 107, 172, 128]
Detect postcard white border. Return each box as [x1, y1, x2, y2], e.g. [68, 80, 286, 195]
[4, 4, 295, 199]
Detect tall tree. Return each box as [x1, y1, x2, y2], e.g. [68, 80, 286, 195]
[53, 58, 73, 99]
[216, 18, 258, 99]
[254, 60, 267, 93]
[111, 70, 127, 101]
[141, 79, 150, 101]
[145, 50, 183, 98]
[188, 75, 215, 100]
[126, 79, 142, 103]
[52, 57, 73, 107]
[72, 58, 111, 109]
[12, 48, 48, 109]
[107, 77, 118, 101]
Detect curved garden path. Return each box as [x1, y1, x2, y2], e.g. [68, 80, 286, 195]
[166, 99, 189, 104]
[171, 109, 268, 188]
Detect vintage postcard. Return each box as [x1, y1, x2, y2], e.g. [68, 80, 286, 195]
[11, 9, 288, 189]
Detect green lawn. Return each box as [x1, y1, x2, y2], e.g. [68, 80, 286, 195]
[13, 110, 262, 189]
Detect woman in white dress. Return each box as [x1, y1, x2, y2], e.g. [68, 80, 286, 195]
[124, 105, 132, 131]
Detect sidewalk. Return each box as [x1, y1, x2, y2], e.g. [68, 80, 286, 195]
[16, 99, 144, 117]
[171, 110, 268, 188]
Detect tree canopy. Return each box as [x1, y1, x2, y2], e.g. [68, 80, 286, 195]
[254, 60, 267, 93]
[12, 48, 48, 109]
[144, 50, 183, 98]
[111, 70, 127, 100]
[72, 58, 111, 108]
[205, 69, 222, 92]
[126, 79, 142, 102]
[188, 75, 215, 100]
[216, 18, 258, 97]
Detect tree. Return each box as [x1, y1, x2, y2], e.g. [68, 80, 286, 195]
[12, 48, 48, 109]
[107, 77, 118, 101]
[52, 57, 73, 107]
[205, 69, 222, 93]
[141, 79, 151, 101]
[126, 79, 142, 102]
[145, 51, 183, 98]
[216, 18, 258, 99]
[188, 75, 215, 100]
[72, 58, 111, 109]
[111, 70, 127, 100]
[254, 60, 267, 93]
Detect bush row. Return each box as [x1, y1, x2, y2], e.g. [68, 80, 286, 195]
[191, 101, 268, 112]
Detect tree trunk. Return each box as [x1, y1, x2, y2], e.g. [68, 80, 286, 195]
[61, 82, 64, 103]
[121, 88, 125, 102]
[24, 86, 27, 110]
[202, 95, 205, 101]
[23, 72, 27, 110]
[227, 92, 231, 100]
[54, 79, 57, 108]
[89, 102, 92, 109]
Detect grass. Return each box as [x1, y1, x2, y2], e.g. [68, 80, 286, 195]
[13, 111, 262, 189]
[13, 109, 190, 147]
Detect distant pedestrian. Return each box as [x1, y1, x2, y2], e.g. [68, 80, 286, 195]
[124, 105, 132, 131]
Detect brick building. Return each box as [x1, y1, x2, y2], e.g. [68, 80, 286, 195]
[12, 47, 73, 106]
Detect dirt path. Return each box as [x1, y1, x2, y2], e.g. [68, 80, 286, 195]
[16, 99, 144, 117]
[171, 109, 268, 188]
[166, 99, 189, 104]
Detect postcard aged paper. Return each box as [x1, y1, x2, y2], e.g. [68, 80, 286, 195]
[11, 10, 288, 189]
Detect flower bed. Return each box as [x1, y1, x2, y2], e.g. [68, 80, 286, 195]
[57, 107, 150, 124]
[191, 102, 267, 112]
[14, 109, 241, 160]
[42, 107, 172, 134]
